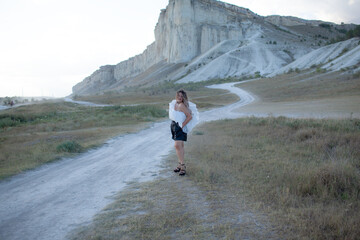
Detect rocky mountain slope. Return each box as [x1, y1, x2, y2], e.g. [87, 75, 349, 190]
[72, 0, 358, 95]
[269, 38, 360, 76]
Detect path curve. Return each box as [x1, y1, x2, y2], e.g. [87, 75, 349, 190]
[0, 82, 255, 240]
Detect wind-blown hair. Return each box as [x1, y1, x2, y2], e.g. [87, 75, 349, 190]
[176, 89, 190, 110]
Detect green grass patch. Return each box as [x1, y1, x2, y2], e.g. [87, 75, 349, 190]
[56, 141, 83, 153]
[0, 103, 167, 131]
[110, 105, 167, 119]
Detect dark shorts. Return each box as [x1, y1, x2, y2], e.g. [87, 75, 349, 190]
[171, 121, 187, 141]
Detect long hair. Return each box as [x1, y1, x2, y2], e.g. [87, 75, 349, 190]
[176, 89, 190, 109]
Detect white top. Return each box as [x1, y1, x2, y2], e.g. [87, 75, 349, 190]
[169, 100, 199, 133]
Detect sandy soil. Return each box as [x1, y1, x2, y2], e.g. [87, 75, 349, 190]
[0, 82, 254, 240]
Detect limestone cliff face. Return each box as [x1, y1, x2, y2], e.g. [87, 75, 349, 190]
[73, 0, 261, 95]
[72, 65, 116, 95]
[72, 0, 353, 95]
[154, 0, 257, 63]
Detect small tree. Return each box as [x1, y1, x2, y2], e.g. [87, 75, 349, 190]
[3, 97, 11, 105]
[353, 25, 360, 37]
[347, 30, 354, 39]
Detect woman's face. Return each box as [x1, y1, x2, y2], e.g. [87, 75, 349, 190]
[176, 93, 183, 103]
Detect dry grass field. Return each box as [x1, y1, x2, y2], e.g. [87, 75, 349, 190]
[0, 84, 238, 180]
[240, 70, 360, 102]
[69, 70, 360, 239]
[185, 117, 360, 239]
[70, 117, 360, 240]
[237, 70, 360, 118]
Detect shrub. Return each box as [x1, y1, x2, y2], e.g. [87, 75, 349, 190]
[335, 28, 347, 34]
[353, 25, 360, 37]
[0, 115, 28, 128]
[339, 48, 349, 57]
[300, 163, 360, 200]
[56, 141, 83, 153]
[319, 23, 332, 29]
[0, 117, 17, 128]
[316, 67, 327, 73]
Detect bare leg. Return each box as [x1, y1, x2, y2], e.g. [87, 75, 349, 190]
[174, 141, 185, 164]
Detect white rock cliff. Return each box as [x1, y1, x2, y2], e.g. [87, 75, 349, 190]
[72, 0, 357, 95]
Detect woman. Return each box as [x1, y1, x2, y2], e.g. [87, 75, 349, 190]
[169, 89, 199, 176]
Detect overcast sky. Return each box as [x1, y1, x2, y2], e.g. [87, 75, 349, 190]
[0, 0, 359, 98]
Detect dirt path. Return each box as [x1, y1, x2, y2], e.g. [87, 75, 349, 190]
[0, 82, 255, 240]
[0, 105, 9, 111]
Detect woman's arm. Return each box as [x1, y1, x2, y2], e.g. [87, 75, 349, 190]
[179, 104, 192, 129]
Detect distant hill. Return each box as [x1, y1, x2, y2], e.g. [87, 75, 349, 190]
[72, 0, 359, 95]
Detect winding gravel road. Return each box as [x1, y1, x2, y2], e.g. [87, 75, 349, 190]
[0, 82, 255, 240]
